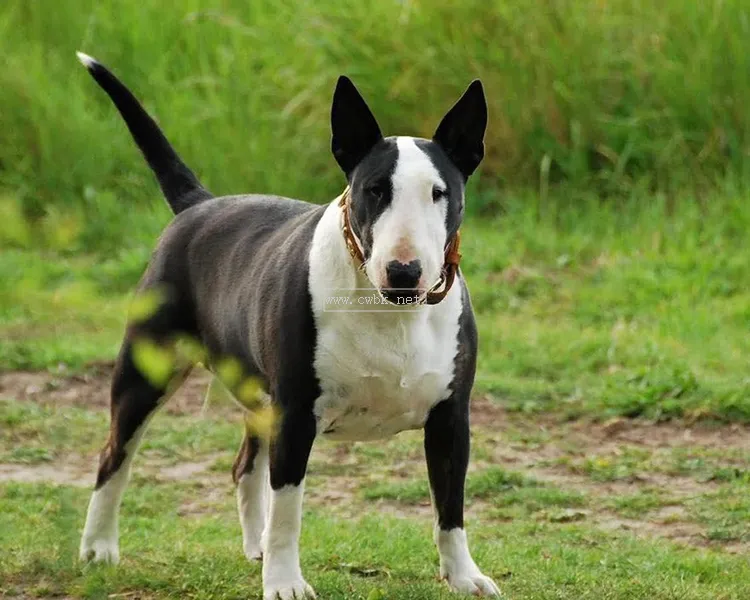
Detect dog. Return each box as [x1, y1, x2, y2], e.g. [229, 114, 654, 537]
[75, 51, 498, 598]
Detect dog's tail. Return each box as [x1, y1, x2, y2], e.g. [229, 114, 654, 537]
[76, 51, 212, 214]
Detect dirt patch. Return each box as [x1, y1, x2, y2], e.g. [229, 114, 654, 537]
[573, 415, 750, 453]
[0, 462, 94, 487]
[0, 454, 227, 489]
[472, 395, 750, 453]
[595, 509, 705, 546]
[306, 475, 367, 517]
[7, 369, 747, 453]
[592, 505, 750, 553]
[533, 469, 715, 501]
[157, 456, 218, 480]
[472, 395, 749, 497]
[0, 367, 218, 416]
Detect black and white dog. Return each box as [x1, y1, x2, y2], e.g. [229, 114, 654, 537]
[76, 52, 499, 598]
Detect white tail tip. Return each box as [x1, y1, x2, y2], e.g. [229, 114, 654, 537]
[76, 51, 97, 68]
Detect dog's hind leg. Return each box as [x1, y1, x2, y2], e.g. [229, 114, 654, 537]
[233, 431, 269, 561]
[79, 326, 189, 564]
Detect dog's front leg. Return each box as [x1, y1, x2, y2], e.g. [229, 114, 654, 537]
[424, 397, 501, 597]
[262, 406, 317, 600]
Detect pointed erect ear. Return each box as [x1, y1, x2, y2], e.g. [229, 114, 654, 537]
[433, 80, 488, 179]
[331, 76, 383, 177]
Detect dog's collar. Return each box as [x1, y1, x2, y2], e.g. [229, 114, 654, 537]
[338, 186, 367, 266]
[338, 186, 461, 305]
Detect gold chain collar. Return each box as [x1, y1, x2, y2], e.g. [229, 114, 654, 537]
[338, 186, 461, 305]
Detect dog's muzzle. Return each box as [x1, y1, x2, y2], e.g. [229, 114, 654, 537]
[338, 187, 461, 305]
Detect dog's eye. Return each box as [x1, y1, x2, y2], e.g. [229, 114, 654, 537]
[432, 186, 447, 202]
[366, 185, 385, 201]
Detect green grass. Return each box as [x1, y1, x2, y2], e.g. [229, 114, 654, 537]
[4, 183, 748, 422]
[605, 492, 676, 519]
[467, 184, 750, 422]
[688, 485, 750, 544]
[4, 481, 750, 600]
[0, 397, 244, 465]
[4, 396, 750, 599]
[1, 0, 749, 424]
[0, 248, 136, 369]
[2, 0, 750, 239]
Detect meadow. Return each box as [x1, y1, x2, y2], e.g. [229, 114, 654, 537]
[2, 0, 750, 598]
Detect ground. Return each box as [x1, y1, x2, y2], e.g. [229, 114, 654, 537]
[2, 189, 749, 599]
[2, 366, 750, 600]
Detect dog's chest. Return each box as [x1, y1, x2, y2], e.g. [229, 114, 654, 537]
[312, 308, 460, 441]
[307, 200, 463, 442]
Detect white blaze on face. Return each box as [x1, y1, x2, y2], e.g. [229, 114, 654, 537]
[366, 137, 448, 291]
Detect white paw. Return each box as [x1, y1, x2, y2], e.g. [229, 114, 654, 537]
[443, 570, 501, 596]
[79, 537, 120, 564]
[263, 578, 316, 600]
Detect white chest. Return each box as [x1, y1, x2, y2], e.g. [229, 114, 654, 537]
[311, 303, 461, 440]
[307, 201, 463, 441]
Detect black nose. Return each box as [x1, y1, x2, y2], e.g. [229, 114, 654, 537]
[386, 259, 422, 290]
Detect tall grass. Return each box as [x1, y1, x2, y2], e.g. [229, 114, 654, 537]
[1, 0, 750, 243]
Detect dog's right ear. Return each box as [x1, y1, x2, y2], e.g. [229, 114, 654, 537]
[331, 76, 383, 177]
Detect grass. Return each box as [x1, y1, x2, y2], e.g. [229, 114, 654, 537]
[3, 183, 749, 422]
[4, 482, 750, 600]
[2, 0, 750, 236]
[3, 391, 750, 599]
[0, 398, 244, 465]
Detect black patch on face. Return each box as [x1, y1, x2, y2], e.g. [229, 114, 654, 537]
[414, 139, 466, 240]
[346, 137, 399, 258]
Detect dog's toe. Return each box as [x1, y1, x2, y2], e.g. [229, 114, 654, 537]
[264, 579, 316, 600]
[264, 582, 315, 600]
[445, 572, 501, 597]
[79, 538, 120, 565]
[472, 573, 502, 596]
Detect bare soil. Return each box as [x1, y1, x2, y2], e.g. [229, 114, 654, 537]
[0, 365, 214, 415]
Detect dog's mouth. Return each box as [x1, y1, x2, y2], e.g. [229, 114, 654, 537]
[380, 288, 425, 306]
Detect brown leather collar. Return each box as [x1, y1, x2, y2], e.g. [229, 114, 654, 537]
[338, 186, 461, 305]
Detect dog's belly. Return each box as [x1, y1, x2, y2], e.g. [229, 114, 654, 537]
[315, 372, 450, 441]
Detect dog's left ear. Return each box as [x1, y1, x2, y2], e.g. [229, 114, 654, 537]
[331, 76, 383, 178]
[433, 80, 487, 179]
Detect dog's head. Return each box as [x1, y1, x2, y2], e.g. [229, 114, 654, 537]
[331, 77, 487, 304]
